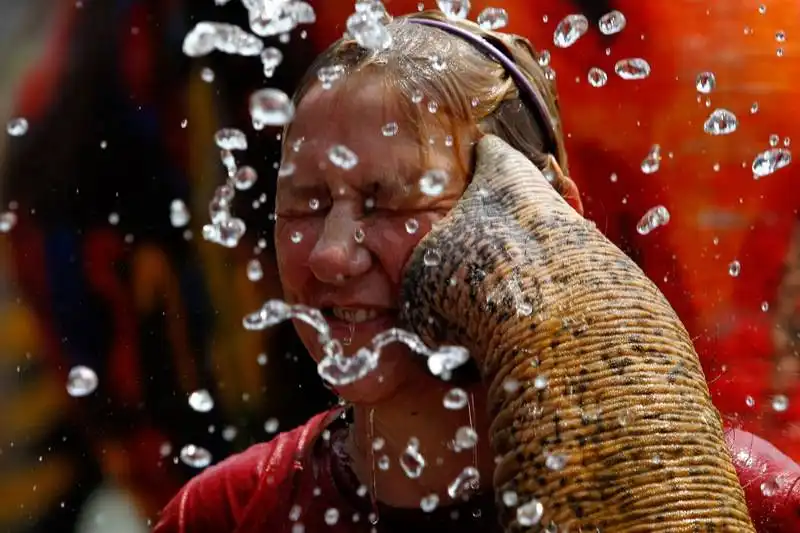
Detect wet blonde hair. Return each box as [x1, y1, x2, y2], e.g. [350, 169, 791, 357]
[289, 9, 569, 181]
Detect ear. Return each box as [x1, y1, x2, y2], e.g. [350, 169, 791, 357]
[546, 155, 584, 216]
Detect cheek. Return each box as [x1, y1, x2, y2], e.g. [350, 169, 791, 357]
[274, 219, 321, 298]
[365, 212, 445, 285]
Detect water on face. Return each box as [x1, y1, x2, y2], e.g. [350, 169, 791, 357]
[18, 3, 792, 530]
[242, 300, 470, 387]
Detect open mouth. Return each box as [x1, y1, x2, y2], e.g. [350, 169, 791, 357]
[328, 307, 379, 323]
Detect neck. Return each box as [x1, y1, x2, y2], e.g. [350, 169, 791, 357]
[345, 378, 495, 509]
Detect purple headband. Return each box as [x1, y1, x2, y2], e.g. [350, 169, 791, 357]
[407, 17, 559, 158]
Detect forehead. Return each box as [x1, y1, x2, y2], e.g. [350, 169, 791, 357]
[281, 74, 468, 189]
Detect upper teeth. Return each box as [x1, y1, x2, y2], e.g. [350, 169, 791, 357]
[332, 308, 378, 323]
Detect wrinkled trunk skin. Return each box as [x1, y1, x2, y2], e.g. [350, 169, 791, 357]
[400, 135, 755, 532]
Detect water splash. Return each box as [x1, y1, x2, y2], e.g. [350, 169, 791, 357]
[242, 300, 470, 386]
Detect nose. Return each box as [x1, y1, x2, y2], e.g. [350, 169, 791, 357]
[307, 203, 372, 284]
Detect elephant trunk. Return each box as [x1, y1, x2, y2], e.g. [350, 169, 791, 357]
[400, 135, 755, 532]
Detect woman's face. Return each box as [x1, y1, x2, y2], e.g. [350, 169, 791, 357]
[275, 74, 473, 404]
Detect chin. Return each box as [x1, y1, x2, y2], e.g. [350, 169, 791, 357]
[336, 344, 412, 404]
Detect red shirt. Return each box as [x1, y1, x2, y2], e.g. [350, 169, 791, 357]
[154, 409, 800, 533]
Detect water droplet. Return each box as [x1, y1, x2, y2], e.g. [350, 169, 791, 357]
[477, 7, 508, 30]
[324, 508, 339, 526]
[233, 166, 258, 190]
[377, 455, 390, 470]
[636, 205, 670, 235]
[427, 345, 470, 378]
[289, 504, 303, 521]
[201, 67, 215, 82]
[746, 395, 756, 407]
[759, 478, 780, 498]
[260, 46, 282, 77]
[641, 144, 661, 174]
[247, 259, 264, 281]
[318, 344, 379, 386]
[759, 4, 767, 14]
[419, 169, 449, 196]
[516, 499, 544, 526]
[443, 388, 468, 409]
[353, 228, 366, 243]
[772, 394, 789, 412]
[429, 54, 447, 71]
[249, 88, 295, 128]
[221, 425, 238, 441]
[537, 50, 551, 67]
[179, 444, 212, 468]
[66, 366, 98, 397]
[728, 260, 741, 277]
[328, 145, 359, 170]
[257, 353, 268, 366]
[264, 417, 279, 433]
[246, 1, 306, 38]
[404, 218, 419, 234]
[183, 22, 264, 58]
[107, 212, 119, 225]
[382, 122, 399, 136]
[770, 134, 780, 147]
[598, 10, 626, 35]
[423, 248, 441, 267]
[278, 162, 296, 178]
[703, 109, 738, 135]
[427, 100, 439, 113]
[346, 11, 392, 51]
[210, 217, 247, 248]
[545, 453, 568, 471]
[290, 231, 303, 244]
[493, 489, 522, 512]
[219, 149, 237, 179]
[503, 378, 520, 393]
[317, 64, 346, 89]
[553, 14, 588, 48]
[6, 117, 28, 137]
[420, 493, 439, 512]
[454, 427, 478, 450]
[776, 30, 786, 43]
[372, 437, 385, 451]
[752, 148, 792, 178]
[170, 199, 190, 228]
[437, 0, 470, 19]
[447, 466, 480, 499]
[534, 375, 549, 390]
[400, 438, 426, 478]
[615, 58, 651, 80]
[587, 67, 608, 87]
[750, 102, 759, 114]
[695, 71, 716, 94]
[188, 389, 214, 412]
[0, 211, 18, 233]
